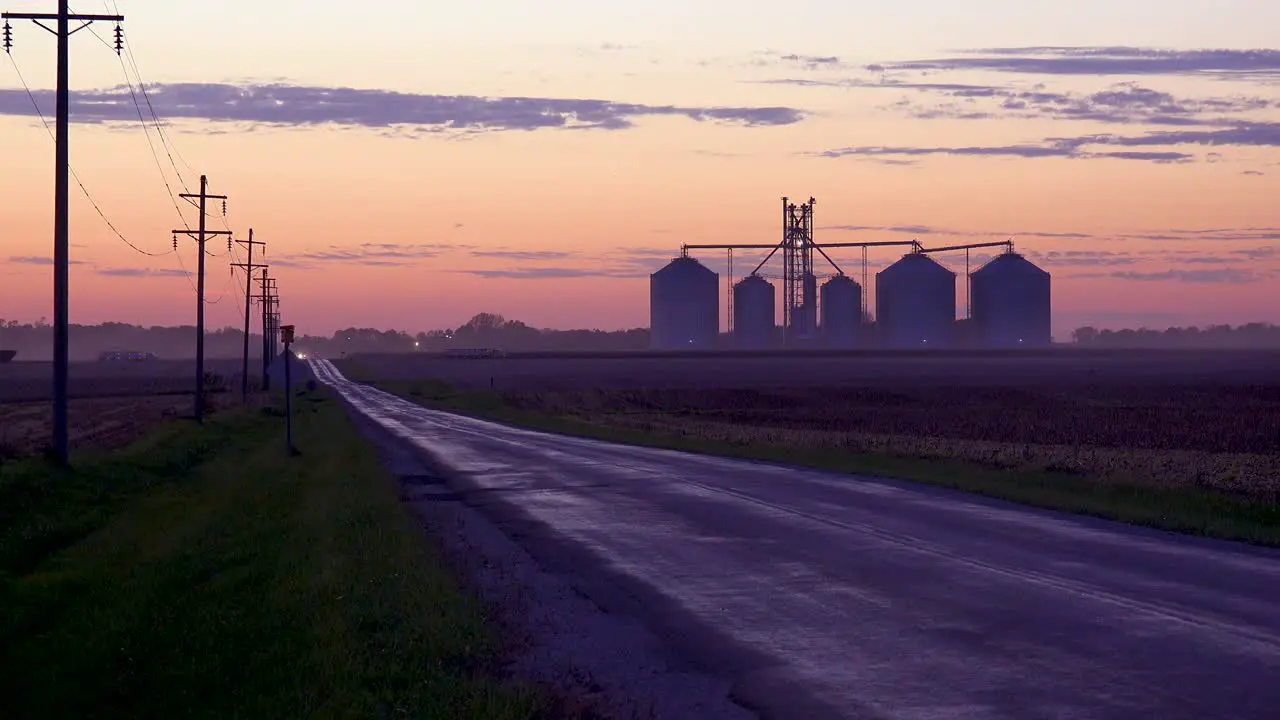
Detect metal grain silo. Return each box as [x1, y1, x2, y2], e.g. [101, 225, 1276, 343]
[820, 274, 862, 348]
[876, 252, 957, 348]
[650, 256, 719, 350]
[733, 274, 776, 349]
[971, 252, 1052, 348]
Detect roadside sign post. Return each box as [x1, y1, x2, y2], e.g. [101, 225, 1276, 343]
[281, 324, 297, 455]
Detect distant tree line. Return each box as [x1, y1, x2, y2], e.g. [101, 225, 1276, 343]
[314, 313, 650, 356]
[0, 319, 266, 361]
[0, 313, 650, 360]
[1070, 323, 1280, 349]
[3, 315, 1279, 360]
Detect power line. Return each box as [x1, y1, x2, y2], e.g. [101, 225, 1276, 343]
[79, 13, 239, 311]
[5, 50, 172, 258]
[3, 1, 128, 466]
[82, 20, 188, 229]
[103, 0, 195, 186]
[174, 174, 231, 423]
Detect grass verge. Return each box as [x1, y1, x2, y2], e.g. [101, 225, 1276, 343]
[0, 390, 539, 719]
[362, 376, 1280, 548]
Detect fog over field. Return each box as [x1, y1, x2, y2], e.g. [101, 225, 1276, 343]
[348, 349, 1280, 391]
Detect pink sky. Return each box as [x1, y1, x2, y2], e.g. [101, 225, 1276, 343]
[1, 1, 1277, 341]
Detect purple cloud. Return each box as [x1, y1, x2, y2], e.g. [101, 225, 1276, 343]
[818, 225, 1280, 246]
[753, 51, 848, 70]
[8, 255, 89, 266]
[293, 242, 465, 266]
[824, 224, 938, 234]
[94, 267, 190, 277]
[1092, 122, 1280, 149]
[817, 120, 1280, 164]
[878, 47, 1280, 80]
[789, 76, 1275, 129]
[461, 265, 652, 280]
[470, 250, 576, 261]
[1034, 251, 1140, 267]
[1108, 268, 1270, 283]
[818, 137, 1195, 163]
[0, 82, 804, 132]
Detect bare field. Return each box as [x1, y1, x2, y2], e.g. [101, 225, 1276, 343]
[346, 350, 1280, 502]
[347, 349, 1280, 391]
[0, 359, 247, 402]
[0, 393, 241, 458]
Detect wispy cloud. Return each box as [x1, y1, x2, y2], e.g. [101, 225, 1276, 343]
[292, 242, 463, 266]
[824, 224, 937, 235]
[470, 249, 576, 261]
[820, 224, 1280, 245]
[876, 47, 1280, 80]
[1100, 268, 1271, 284]
[462, 267, 598, 279]
[263, 258, 315, 269]
[755, 51, 848, 70]
[816, 121, 1280, 164]
[8, 255, 89, 266]
[459, 245, 682, 281]
[817, 140, 1195, 163]
[883, 81, 1275, 127]
[460, 265, 652, 280]
[0, 82, 805, 133]
[759, 45, 1280, 165]
[1026, 250, 1139, 267]
[94, 267, 190, 278]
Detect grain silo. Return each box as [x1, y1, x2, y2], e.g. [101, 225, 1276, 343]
[876, 252, 957, 348]
[820, 274, 862, 348]
[650, 256, 719, 350]
[971, 251, 1052, 348]
[733, 274, 776, 349]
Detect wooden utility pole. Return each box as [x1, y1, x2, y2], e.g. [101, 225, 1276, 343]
[280, 323, 298, 455]
[174, 175, 230, 423]
[232, 229, 267, 401]
[254, 273, 278, 390]
[265, 282, 280, 365]
[3, 3, 124, 465]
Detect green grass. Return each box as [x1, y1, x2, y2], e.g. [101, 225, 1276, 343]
[0, 391, 539, 720]
[362, 376, 1280, 548]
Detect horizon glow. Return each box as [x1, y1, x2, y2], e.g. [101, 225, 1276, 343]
[1, 0, 1277, 340]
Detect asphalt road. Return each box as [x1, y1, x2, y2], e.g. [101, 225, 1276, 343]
[311, 358, 1280, 720]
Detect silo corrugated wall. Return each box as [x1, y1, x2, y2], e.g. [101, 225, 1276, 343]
[820, 275, 862, 348]
[876, 253, 957, 348]
[733, 275, 776, 349]
[650, 257, 719, 349]
[971, 252, 1052, 347]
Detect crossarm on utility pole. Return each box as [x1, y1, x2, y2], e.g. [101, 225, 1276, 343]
[233, 228, 268, 400]
[2, 12, 123, 20]
[3, 2, 125, 465]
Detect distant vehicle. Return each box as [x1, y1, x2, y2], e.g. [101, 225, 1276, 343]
[97, 350, 159, 362]
[0, 350, 15, 364]
[443, 347, 506, 359]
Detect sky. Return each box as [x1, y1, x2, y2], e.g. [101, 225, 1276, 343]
[1, 0, 1278, 341]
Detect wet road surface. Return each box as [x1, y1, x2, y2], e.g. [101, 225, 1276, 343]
[312, 358, 1280, 720]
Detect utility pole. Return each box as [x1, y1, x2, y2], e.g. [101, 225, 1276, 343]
[280, 323, 298, 455]
[254, 273, 278, 390]
[268, 295, 281, 362]
[232, 229, 267, 401]
[4, 3, 124, 465]
[173, 175, 230, 423]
